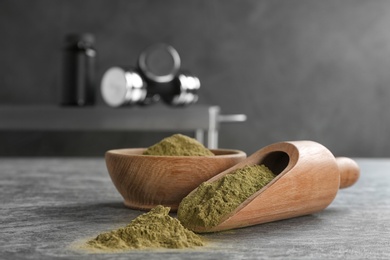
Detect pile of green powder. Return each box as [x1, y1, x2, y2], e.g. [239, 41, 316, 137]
[86, 205, 204, 251]
[177, 164, 276, 230]
[142, 134, 215, 156]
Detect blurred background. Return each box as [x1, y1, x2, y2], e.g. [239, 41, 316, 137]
[0, 0, 389, 157]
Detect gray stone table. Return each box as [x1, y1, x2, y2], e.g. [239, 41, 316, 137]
[0, 158, 389, 259]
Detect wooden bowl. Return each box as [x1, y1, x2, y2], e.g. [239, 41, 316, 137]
[105, 148, 246, 211]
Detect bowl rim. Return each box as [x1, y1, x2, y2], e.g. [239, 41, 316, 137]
[105, 148, 247, 158]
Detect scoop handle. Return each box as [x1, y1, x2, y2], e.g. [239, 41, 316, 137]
[336, 157, 360, 189]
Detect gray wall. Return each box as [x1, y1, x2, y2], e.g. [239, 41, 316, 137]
[1, 0, 389, 157]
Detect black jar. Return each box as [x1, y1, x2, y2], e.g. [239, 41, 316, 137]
[61, 33, 96, 106]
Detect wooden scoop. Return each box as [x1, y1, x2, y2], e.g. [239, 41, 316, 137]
[184, 140, 360, 233]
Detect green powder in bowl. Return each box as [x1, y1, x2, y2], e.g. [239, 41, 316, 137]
[142, 134, 215, 156]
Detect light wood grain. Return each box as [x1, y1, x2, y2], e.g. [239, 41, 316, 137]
[336, 157, 360, 188]
[186, 141, 360, 233]
[105, 148, 246, 211]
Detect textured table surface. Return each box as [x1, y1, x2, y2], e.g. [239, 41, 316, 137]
[0, 158, 389, 259]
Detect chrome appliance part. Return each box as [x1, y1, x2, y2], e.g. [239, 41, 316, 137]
[101, 67, 155, 107]
[163, 72, 200, 106]
[138, 43, 181, 83]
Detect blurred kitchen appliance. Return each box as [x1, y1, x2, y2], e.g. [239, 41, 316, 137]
[61, 33, 96, 106]
[101, 43, 200, 107]
[100, 66, 153, 107]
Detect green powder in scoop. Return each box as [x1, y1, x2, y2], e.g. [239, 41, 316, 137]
[177, 164, 276, 230]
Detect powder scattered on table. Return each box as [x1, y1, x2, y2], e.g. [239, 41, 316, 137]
[86, 205, 204, 251]
[177, 164, 276, 231]
[142, 133, 214, 156]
